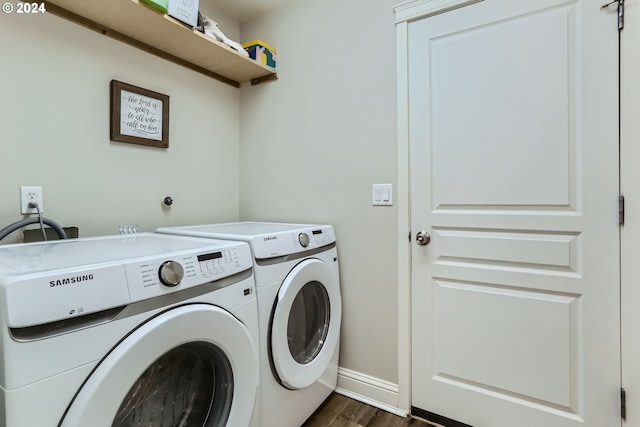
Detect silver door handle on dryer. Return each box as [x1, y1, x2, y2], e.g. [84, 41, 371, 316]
[416, 231, 431, 246]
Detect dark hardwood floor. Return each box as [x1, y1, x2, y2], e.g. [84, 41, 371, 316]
[302, 393, 440, 427]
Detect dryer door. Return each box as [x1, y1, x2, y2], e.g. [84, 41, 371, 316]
[59, 304, 258, 427]
[271, 258, 341, 390]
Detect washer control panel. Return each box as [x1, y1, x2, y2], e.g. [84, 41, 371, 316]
[0, 234, 253, 329]
[126, 245, 251, 302]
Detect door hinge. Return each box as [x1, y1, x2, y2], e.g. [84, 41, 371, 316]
[621, 387, 627, 420]
[601, 0, 624, 31]
[619, 195, 625, 225]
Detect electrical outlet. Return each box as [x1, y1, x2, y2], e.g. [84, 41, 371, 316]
[20, 186, 43, 214]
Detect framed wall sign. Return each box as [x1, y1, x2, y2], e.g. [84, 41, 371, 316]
[110, 80, 170, 148]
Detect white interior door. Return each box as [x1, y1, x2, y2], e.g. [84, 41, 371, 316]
[408, 1, 620, 426]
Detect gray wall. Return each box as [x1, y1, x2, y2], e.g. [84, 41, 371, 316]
[239, 0, 400, 388]
[0, 6, 241, 242]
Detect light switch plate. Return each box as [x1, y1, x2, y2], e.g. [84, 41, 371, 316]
[372, 184, 393, 206]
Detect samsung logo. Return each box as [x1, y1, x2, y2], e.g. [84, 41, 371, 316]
[263, 236, 277, 241]
[49, 274, 94, 287]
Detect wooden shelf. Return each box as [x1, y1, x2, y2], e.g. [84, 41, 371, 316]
[44, 0, 277, 87]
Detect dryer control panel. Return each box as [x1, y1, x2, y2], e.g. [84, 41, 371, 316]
[251, 225, 336, 259]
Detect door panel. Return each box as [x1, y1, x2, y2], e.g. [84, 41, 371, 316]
[408, 0, 620, 426]
[429, 5, 573, 208]
[435, 281, 577, 407]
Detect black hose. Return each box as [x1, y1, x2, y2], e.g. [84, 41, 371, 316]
[0, 217, 68, 242]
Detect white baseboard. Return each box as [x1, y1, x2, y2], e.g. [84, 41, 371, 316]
[336, 367, 408, 417]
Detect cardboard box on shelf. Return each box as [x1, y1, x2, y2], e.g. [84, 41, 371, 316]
[242, 39, 276, 69]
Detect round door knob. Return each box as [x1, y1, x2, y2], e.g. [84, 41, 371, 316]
[158, 260, 184, 287]
[298, 232, 310, 247]
[416, 231, 431, 246]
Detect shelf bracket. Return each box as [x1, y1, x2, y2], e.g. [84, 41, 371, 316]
[251, 73, 278, 86]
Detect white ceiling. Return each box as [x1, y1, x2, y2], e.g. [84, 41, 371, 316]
[206, 0, 291, 22]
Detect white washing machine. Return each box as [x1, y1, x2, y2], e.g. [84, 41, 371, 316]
[157, 222, 341, 427]
[0, 233, 260, 427]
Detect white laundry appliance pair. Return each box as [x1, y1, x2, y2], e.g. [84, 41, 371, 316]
[0, 233, 260, 427]
[157, 222, 342, 427]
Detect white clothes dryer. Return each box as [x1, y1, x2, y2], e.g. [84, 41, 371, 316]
[157, 222, 341, 427]
[0, 233, 260, 427]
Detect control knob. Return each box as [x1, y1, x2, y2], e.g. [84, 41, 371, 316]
[298, 232, 310, 247]
[158, 260, 184, 287]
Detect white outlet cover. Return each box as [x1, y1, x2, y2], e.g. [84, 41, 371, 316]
[20, 186, 43, 214]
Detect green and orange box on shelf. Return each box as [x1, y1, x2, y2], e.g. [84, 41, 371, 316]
[140, 0, 200, 28]
[242, 39, 277, 69]
[140, 0, 167, 13]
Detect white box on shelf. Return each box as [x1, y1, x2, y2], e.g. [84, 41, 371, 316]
[168, 0, 199, 27]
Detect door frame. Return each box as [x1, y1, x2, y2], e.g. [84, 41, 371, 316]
[620, 0, 639, 424]
[394, 2, 411, 415]
[394, 0, 483, 414]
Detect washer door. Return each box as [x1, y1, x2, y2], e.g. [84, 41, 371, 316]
[271, 258, 341, 390]
[60, 304, 258, 427]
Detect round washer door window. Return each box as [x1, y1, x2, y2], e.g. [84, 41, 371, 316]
[271, 258, 341, 390]
[112, 341, 232, 427]
[60, 304, 258, 427]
